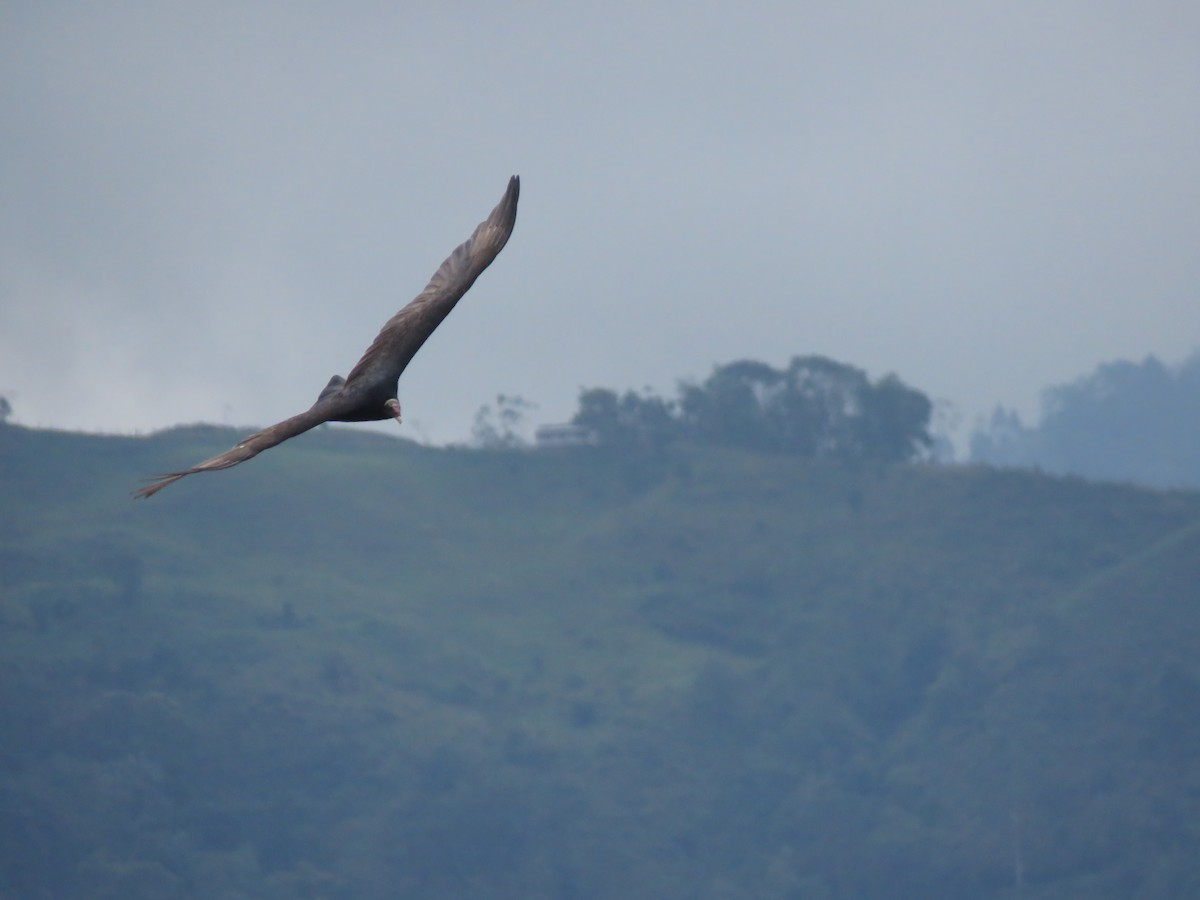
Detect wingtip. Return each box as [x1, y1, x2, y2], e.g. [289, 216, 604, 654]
[491, 175, 519, 232]
[132, 472, 183, 499]
[132, 481, 164, 500]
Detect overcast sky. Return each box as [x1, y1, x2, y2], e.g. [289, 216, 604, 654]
[2, 2, 1197, 448]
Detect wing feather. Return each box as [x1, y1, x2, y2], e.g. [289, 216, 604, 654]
[344, 175, 519, 388]
[134, 407, 331, 498]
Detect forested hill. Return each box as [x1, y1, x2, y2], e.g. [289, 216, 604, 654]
[3, 421, 1200, 899]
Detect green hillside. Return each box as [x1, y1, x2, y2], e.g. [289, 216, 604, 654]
[2, 422, 1199, 898]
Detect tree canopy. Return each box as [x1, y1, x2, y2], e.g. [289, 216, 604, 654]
[971, 352, 1200, 487]
[573, 355, 933, 462]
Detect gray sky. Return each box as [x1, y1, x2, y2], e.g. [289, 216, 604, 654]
[2, 2, 1198, 448]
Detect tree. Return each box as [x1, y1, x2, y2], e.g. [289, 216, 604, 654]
[855, 373, 934, 461]
[0, 395, 11, 424]
[472, 394, 536, 448]
[680, 360, 787, 452]
[572, 387, 680, 449]
[778, 355, 871, 457]
[571, 388, 622, 443]
[970, 352, 1200, 487]
[680, 356, 932, 460]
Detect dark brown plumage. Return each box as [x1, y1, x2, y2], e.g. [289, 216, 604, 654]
[135, 175, 519, 499]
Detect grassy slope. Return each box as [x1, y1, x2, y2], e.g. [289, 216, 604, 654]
[2, 422, 1199, 898]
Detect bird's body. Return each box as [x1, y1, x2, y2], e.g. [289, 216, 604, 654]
[135, 175, 519, 498]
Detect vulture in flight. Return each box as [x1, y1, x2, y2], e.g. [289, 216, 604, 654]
[135, 175, 520, 498]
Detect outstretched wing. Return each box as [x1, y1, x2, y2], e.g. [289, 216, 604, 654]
[135, 176, 519, 499]
[343, 175, 519, 390]
[134, 407, 332, 498]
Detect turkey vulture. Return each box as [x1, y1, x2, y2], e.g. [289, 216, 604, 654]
[135, 175, 520, 499]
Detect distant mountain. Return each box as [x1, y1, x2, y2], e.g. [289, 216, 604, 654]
[971, 352, 1200, 488]
[2, 422, 1199, 898]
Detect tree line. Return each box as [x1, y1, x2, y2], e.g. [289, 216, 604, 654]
[970, 351, 1200, 488]
[571, 355, 933, 462]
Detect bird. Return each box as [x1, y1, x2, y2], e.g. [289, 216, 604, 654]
[135, 175, 520, 498]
